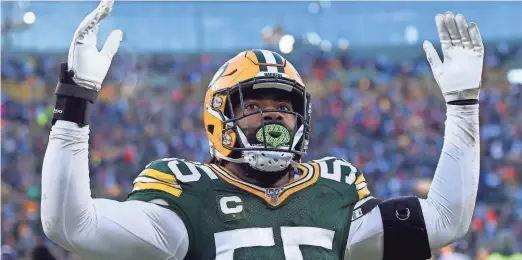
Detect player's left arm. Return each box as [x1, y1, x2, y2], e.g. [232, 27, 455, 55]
[345, 12, 482, 260]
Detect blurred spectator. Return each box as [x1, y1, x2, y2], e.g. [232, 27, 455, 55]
[2, 43, 522, 259]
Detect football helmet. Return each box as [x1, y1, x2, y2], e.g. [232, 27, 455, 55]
[203, 49, 311, 172]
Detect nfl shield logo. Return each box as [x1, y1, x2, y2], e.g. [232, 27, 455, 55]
[265, 188, 284, 203]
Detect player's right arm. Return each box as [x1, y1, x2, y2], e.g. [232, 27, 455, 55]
[40, 1, 188, 259]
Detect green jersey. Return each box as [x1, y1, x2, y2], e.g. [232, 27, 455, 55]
[127, 156, 371, 260]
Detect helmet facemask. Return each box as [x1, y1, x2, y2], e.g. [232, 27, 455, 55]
[211, 76, 311, 173]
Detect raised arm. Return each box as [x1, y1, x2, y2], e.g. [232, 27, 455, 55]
[345, 12, 482, 260]
[40, 1, 188, 259]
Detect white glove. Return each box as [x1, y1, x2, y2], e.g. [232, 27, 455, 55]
[68, 0, 122, 91]
[423, 12, 484, 102]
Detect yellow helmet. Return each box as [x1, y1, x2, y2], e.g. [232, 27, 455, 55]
[203, 49, 312, 172]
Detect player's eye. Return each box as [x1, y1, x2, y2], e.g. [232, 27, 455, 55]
[244, 103, 260, 111]
[278, 104, 291, 111]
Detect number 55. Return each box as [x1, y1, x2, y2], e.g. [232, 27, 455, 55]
[214, 227, 335, 260]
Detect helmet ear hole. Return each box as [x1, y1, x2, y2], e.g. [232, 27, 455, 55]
[207, 125, 215, 134]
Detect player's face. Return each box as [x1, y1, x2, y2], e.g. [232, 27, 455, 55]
[232, 91, 297, 146]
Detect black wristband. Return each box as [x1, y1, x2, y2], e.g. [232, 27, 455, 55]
[51, 63, 98, 127]
[52, 96, 93, 127]
[447, 99, 479, 106]
[55, 81, 98, 103]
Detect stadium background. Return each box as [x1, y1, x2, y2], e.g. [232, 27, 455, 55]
[2, 1, 522, 259]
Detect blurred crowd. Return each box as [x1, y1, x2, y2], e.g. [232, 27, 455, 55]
[2, 43, 522, 260]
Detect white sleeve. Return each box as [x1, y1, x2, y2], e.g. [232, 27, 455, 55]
[345, 104, 480, 259]
[40, 120, 189, 260]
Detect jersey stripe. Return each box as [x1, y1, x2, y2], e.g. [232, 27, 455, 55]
[133, 176, 182, 189]
[357, 186, 371, 200]
[139, 168, 177, 184]
[277, 163, 320, 204]
[284, 163, 315, 189]
[132, 182, 182, 197]
[355, 182, 367, 191]
[354, 173, 370, 199]
[354, 174, 366, 185]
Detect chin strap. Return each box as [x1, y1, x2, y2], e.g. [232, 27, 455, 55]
[214, 150, 244, 164]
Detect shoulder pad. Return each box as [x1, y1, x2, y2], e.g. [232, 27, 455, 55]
[132, 158, 218, 198]
[310, 156, 371, 200]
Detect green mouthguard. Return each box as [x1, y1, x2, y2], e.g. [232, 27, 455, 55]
[255, 124, 291, 148]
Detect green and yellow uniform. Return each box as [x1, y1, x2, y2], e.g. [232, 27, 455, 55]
[128, 156, 371, 260]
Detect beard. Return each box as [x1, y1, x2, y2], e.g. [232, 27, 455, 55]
[238, 162, 291, 187]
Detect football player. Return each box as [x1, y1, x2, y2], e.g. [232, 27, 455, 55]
[41, 1, 482, 259]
